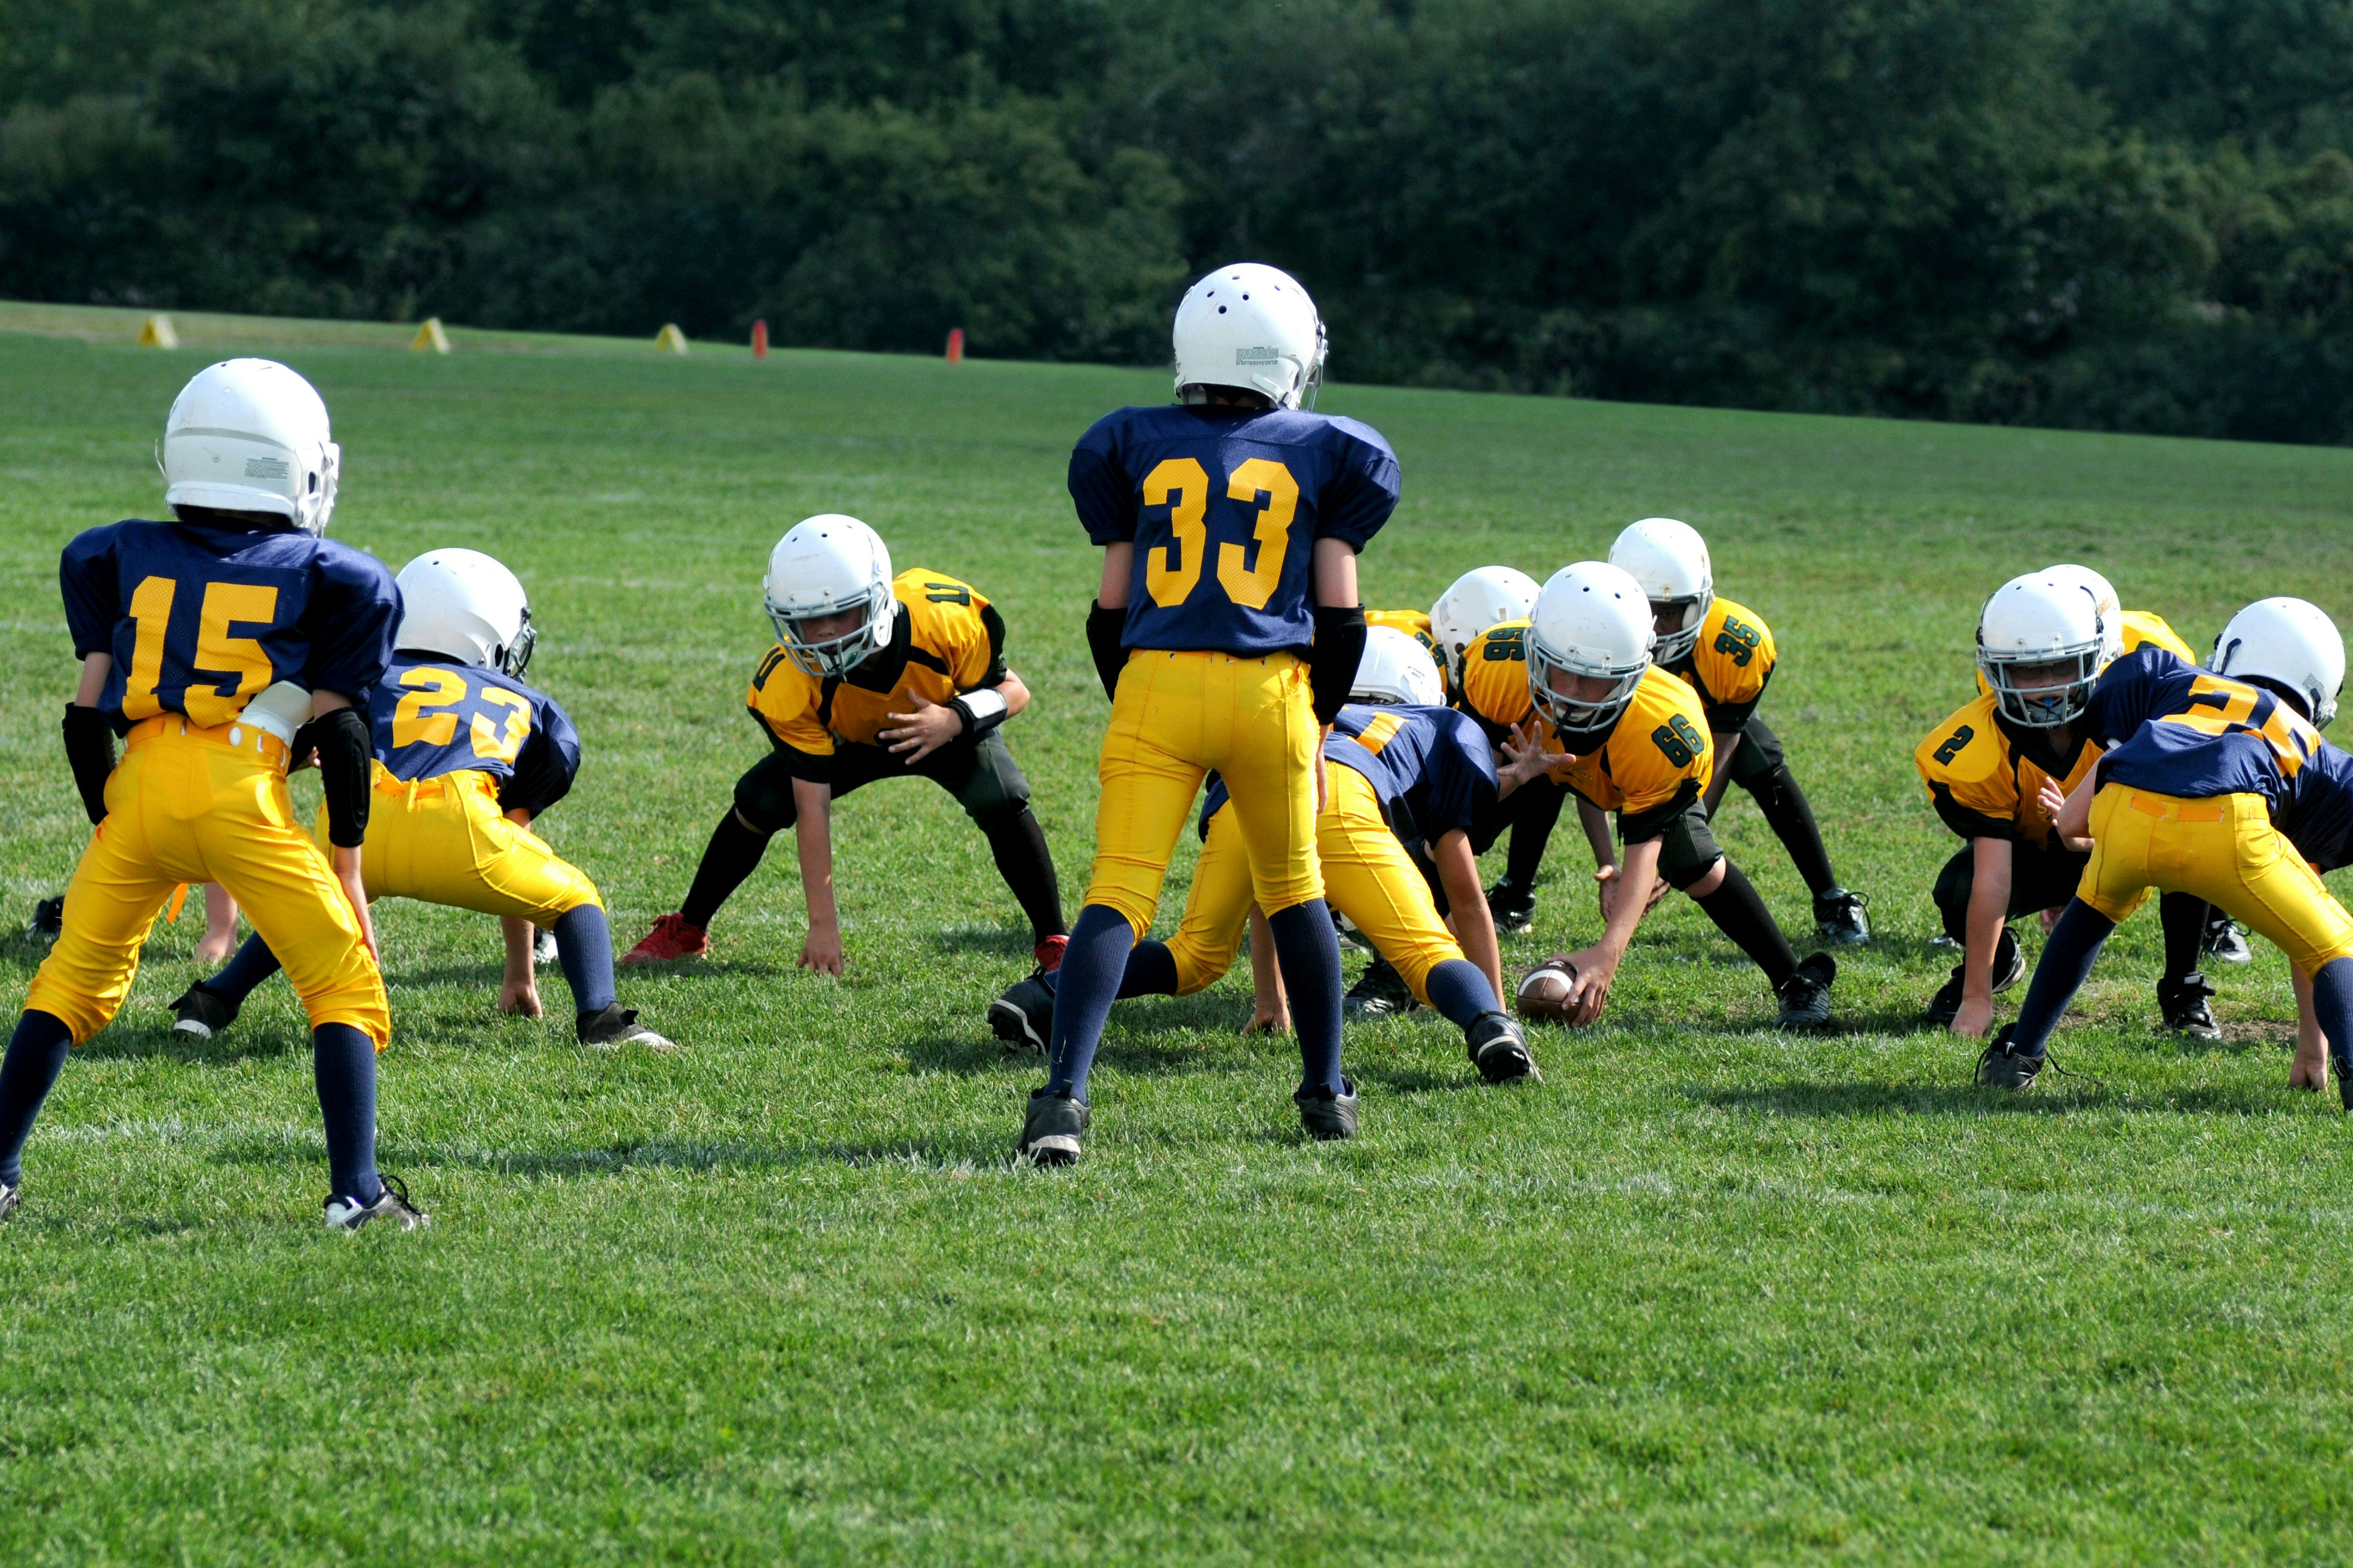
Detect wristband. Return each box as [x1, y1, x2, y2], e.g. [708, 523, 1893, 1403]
[951, 686, 1010, 737]
[1086, 604, 1129, 703]
[315, 706, 375, 848]
[1308, 604, 1369, 725]
[62, 703, 116, 825]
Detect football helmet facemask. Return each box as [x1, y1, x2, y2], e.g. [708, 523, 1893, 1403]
[2213, 597, 2345, 729]
[1526, 562, 1655, 740]
[395, 548, 537, 676]
[765, 515, 896, 678]
[159, 358, 341, 534]
[1351, 625, 1447, 707]
[1978, 573, 2104, 728]
[1430, 566, 1541, 688]
[1607, 517, 1713, 665]
[1172, 263, 1326, 410]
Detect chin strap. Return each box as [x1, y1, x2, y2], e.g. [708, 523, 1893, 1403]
[314, 706, 375, 848]
[61, 705, 116, 825]
[1308, 605, 1368, 726]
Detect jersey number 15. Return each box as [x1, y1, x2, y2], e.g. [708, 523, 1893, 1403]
[1141, 457, 1300, 613]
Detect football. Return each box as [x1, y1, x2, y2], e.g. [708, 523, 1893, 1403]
[1515, 958, 1580, 1022]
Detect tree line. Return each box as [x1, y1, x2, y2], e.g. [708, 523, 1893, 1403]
[8, 0, 2353, 442]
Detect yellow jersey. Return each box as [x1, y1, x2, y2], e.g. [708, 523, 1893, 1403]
[747, 568, 1003, 755]
[1456, 617, 1540, 734]
[1366, 607, 1443, 671]
[1663, 596, 1777, 730]
[1915, 691, 2099, 848]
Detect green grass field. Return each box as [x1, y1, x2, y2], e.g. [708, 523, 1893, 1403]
[4, 304, 2353, 1564]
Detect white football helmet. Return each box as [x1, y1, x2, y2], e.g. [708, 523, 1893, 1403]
[1430, 566, 1541, 687]
[395, 548, 536, 676]
[764, 515, 895, 678]
[2212, 597, 2345, 728]
[1977, 572, 2105, 727]
[1526, 562, 1655, 737]
[160, 358, 340, 534]
[1351, 625, 1446, 707]
[1172, 263, 1326, 409]
[1608, 517, 1713, 665]
[2041, 564, 2125, 667]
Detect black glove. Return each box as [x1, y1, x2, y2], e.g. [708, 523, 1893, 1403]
[1086, 604, 1129, 703]
[1308, 605, 1368, 725]
[314, 705, 375, 848]
[62, 704, 116, 825]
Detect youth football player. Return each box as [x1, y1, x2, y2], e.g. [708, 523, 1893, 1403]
[1021, 262, 1393, 1164]
[1918, 570, 2217, 1038]
[0, 359, 422, 1231]
[991, 629, 1537, 1083]
[1976, 598, 2353, 1094]
[1488, 564, 1837, 1029]
[1427, 566, 1546, 933]
[172, 548, 672, 1050]
[1607, 518, 1869, 946]
[621, 515, 1065, 977]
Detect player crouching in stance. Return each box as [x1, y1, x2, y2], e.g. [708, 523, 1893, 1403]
[1503, 564, 1837, 1029]
[991, 628, 1537, 1086]
[2, 359, 422, 1230]
[1429, 567, 1544, 935]
[1019, 262, 1394, 1164]
[1976, 598, 2353, 1094]
[173, 549, 671, 1050]
[1608, 518, 1869, 946]
[623, 516, 1065, 976]
[1918, 570, 2217, 1038]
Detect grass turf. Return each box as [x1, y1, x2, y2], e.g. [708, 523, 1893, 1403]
[2, 305, 2353, 1563]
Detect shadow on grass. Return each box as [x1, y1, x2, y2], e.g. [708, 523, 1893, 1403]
[78, 1020, 304, 1066]
[1688, 1078, 2295, 1118]
[925, 927, 1034, 960]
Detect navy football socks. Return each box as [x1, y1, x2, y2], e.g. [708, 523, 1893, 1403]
[1423, 958, 1498, 1028]
[1267, 900, 1346, 1097]
[1045, 903, 1138, 1100]
[2007, 898, 2118, 1056]
[1119, 940, 1181, 998]
[554, 905, 618, 1016]
[313, 1022, 382, 1207]
[2313, 958, 2353, 1078]
[206, 931, 285, 1007]
[0, 1011, 73, 1186]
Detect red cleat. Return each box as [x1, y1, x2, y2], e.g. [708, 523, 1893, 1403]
[1034, 934, 1068, 974]
[620, 914, 709, 964]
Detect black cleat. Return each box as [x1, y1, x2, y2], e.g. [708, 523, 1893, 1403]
[1813, 887, 1871, 946]
[169, 984, 239, 1040]
[1466, 1011, 1538, 1084]
[1343, 955, 1418, 1019]
[1922, 929, 2024, 1025]
[2157, 971, 2222, 1041]
[1975, 1025, 2045, 1090]
[1774, 952, 1836, 1029]
[576, 1003, 676, 1050]
[1018, 1089, 1088, 1165]
[2339, 1066, 2353, 1114]
[1295, 1077, 1360, 1141]
[2204, 911, 2251, 965]
[1486, 879, 1537, 936]
[0, 1180, 18, 1222]
[324, 1172, 428, 1232]
[26, 896, 63, 945]
[990, 971, 1056, 1055]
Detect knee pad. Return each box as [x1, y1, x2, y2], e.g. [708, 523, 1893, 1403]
[730, 754, 801, 835]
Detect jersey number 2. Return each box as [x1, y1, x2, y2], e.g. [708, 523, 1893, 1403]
[1142, 457, 1299, 612]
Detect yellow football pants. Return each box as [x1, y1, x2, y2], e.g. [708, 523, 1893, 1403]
[26, 721, 388, 1047]
[1085, 649, 1323, 936]
[2081, 785, 2353, 976]
[320, 765, 602, 923]
[1168, 763, 1466, 1001]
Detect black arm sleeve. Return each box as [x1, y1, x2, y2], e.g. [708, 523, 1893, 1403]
[976, 601, 1009, 688]
[315, 706, 375, 848]
[1308, 605, 1368, 725]
[498, 732, 576, 817]
[1928, 782, 2014, 843]
[1086, 604, 1128, 703]
[62, 704, 115, 825]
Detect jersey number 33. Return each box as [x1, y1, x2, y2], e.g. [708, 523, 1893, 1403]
[1141, 457, 1299, 612]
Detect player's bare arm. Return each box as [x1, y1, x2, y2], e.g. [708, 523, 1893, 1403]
[1554, 833, 1666, 1026]
[499, 915, 543, 1017]
[792, 774, 843, 974]
[1953, 836, 2013, 1038]
[311, 687, 380, 967]
[1430, 828, 1504, 1010]
[2293, 967, 2329, 1091]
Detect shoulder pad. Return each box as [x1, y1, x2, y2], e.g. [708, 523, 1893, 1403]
[1915, 696, 2008, 788]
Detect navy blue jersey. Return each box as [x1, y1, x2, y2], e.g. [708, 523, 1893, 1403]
[2082, 647, 2324, 812]
[60, 518, 398, 731]
[2277, 743, 2353, 872]
[371, 652, 582, 802]
[1201, 703, 1496, 848]
[1070, 404, 1399, 657]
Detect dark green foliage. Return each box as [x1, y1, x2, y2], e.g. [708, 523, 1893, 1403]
[13, 0, 2353, 438]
